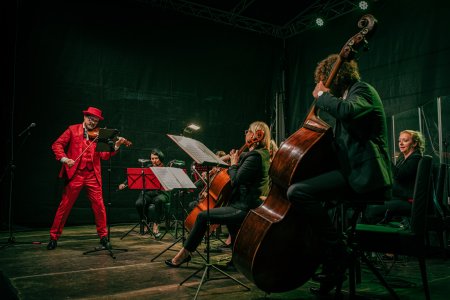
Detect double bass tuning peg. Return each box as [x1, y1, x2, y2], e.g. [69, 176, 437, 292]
[362, 38, 370, 51]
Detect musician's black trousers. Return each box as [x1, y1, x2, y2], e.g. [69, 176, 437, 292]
[184, 206, 247, 253]
[287, 170, 353, 260]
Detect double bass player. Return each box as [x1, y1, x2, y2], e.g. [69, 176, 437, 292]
[287, 54, 393, 295]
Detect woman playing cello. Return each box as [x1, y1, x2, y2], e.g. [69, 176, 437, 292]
[165, 121, 271, 267]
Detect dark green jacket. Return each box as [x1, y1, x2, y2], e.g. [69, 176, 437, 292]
[317, 81, 393, 196]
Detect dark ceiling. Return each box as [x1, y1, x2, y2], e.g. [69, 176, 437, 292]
[142, 0, 374, 38]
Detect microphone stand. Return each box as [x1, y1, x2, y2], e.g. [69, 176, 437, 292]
[1, 125, 41, 249]
[443, 138, 450, 208]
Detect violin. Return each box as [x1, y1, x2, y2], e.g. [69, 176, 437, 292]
[87, 127, 132, 147]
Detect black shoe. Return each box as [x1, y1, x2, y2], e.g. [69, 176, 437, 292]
[216, 260, 236, 272]
[311, 242, 349, 296]
[100, 237, 111, 249]
[165, 255, 191, 268]
[47, 239, 57, 250]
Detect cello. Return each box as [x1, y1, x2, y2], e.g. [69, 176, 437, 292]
[184, 144, 246, 232]
[232, 14, 377, 293]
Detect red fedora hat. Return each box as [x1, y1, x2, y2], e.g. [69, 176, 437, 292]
[82, 106, 104, 120]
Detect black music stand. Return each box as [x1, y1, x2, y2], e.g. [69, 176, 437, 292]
[83, 128, 127, 259]
[120, 165, 162, 239]
[166, 134, 250, 299]
[150, 167, 196, 261]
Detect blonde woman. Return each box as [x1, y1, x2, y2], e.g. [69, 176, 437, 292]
[165, 121, 271, 267]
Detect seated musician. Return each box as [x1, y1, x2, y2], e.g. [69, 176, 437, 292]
[364, 129, 425, 225]
[286, 54, 392, 295]
[165, 121, 271, 267]
[118, 148, 170, 238]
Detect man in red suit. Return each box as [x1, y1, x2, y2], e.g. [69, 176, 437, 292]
[47, 106, 126, 250]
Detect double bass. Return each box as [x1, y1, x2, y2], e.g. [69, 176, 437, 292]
[232, 14, 377, 293]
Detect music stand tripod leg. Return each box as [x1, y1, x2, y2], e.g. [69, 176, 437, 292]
[120, 222, 140, 240]
[178, 168, 250, 299]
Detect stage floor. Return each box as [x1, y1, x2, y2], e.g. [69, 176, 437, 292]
[0, 224, 449, 299]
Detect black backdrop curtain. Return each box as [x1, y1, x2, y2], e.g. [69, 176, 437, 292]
[1, 0, 281, 227]
[2, 0, 449, 228]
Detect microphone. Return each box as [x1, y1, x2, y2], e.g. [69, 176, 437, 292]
[18, 122, 36, 137]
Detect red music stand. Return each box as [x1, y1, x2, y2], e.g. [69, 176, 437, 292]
[121, 166, 195, 240]
[121, 167, 164, 239]
[126, 168, 163, 191]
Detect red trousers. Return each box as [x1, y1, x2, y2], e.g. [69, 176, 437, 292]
[50, 168, 107, 240]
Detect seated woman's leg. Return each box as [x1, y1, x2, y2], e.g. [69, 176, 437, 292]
[166, 206, 246, 267]
[385, 199, 412, 223]
[148, 193, 168, 236]
[364, 204, 388, 224]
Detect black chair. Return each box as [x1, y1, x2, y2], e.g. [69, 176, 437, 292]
[348, 155, 433, 300]
[426, 162, 450, 257]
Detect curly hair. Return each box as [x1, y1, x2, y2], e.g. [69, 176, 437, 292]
[314, 54, 361, 97]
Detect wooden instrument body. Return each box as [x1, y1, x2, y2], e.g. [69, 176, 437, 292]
[184, 169, 233, 231]
[233, 114, 337, 292]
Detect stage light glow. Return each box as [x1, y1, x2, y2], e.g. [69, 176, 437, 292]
[359, 1, 369, 10]
[183, 123, 201, 134]
[315, 17, 324, 27]
[187, 124, 200, 131]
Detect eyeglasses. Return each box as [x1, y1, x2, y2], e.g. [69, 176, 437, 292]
[86, 115, 99, 122]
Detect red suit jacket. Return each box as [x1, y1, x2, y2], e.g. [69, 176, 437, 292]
[52, 124, 118, 184]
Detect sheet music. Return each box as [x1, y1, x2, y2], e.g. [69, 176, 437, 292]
[167, 134, 228, 167]
[95, 128, 119, 152]
[150, 167, 196, 191]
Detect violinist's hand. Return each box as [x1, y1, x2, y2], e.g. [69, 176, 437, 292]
[65, 159, 75, 168]
[118, 183, 126, 190]
[115, 137, 126, 148]
[312, 81, 330, 99]
[229, 149, 239, 166]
